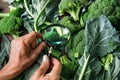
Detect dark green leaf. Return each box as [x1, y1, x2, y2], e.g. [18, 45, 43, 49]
[85, 15, 119, 57]
[24, 63, 40, 80]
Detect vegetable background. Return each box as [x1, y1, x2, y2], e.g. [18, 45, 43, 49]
[0, 0, 120, 80]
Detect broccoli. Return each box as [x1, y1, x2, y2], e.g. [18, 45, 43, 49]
[59, 0, 88, 21]
[0, 8, 24, 38]
[100, 53, 113, 70]
[82, 0, 120, 30]
[59, 16, 83, 33]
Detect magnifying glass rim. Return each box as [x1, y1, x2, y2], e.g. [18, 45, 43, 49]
[42, 24, 71, 46]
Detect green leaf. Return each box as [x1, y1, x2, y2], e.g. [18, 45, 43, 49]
[24, 63, 40, 80]
[0, 35, 10, 69]
[74, 53, 90, 80]
[111, 57, 120, 80]
[60, 55, 79, 79]
[74, 15, 120, 80]
[31, 0, 48, 16]
[66, 30, 85, 60]
[85, 15, 119, 57]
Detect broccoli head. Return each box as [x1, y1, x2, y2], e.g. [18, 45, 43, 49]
[59, 16, 83, 33]
[83, 0, 120, 30]
[59, 0, 88, 21]
[0, 8, 24, 38]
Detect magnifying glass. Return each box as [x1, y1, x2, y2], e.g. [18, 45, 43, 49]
[41, 24, 71, 57]
[42, 24, 70, 46]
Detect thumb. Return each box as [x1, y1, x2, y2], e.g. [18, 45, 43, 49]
[37, 55, 50, 76]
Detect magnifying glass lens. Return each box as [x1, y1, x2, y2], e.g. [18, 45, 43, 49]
[43, 24, 70, 45]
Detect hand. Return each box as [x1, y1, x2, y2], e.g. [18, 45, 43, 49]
[30, 55, 62, 80]
[0, 32, 47, 80]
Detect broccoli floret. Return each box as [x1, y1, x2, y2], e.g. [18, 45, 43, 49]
[10, 7, 24, 17]
[59, 0, 88, 21]
[83, 0, 120, 30]
[59, 16, 83, 33]
[0, 8, 24, 38]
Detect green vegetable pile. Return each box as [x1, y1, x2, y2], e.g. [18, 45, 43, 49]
[0, 7, 24, 38]
[0, 0, 120, 80]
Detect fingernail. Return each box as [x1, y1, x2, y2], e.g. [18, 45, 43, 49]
[42, 55, 48, 61]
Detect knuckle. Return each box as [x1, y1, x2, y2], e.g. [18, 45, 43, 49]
[11, 39, 17, 44]
[17, 41, 24, 47]
[11, 38, 24, 45]
[31, 31, 36, 34]
[30, 31, 36, 36]
[12, 39, 25, 49]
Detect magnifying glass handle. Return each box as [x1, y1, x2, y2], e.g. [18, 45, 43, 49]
[48, 47, 53, 59]
[47, 47, 53, 73]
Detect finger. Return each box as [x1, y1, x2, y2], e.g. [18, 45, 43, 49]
[36, 32, 42, 39]
[33, 55, 50, 76]
[24, 31, 42, 44]
[29, 32, 43, 49]
[31, 41, 36, 49]
[26, 32, 37, 43]
[50, 58, 62, 75]
[31, 42, 47, 59]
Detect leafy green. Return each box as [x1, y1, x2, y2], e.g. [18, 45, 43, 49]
[1, 0, 120, 80]
[24, 63, 40, 80]
[100, 54, 113, 70]
[59, 16, 83, 33]
[0, 35, 10, 69]
[0, 8, 24, 38]
[22, 0, 60, 32]
[74, 15, 120, 80]
[60, 55, 79, 79]
[66, 30, 85, 60]
[85, 15, 119, 57]
[59, 0, 88, 21]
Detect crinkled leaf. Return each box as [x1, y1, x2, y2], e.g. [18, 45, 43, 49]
[85, 15, 119, 57]
[66, 30, 85, 60]
[74, 15, 120, 80]
[111, 57, 120, 80]
[0, 48, 7, 69]
[74, 54, 90, 80]
[24, 63, 40, 80]
[0, 35, 10, 69]
[32, 0, 48, 12]
[37, 10, 46, 27]
[46, 0, 60, 22]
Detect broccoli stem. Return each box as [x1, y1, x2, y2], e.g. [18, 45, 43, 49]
[68, 7, 81, 21]
[0, 13, 9, 17]
[70, 12, 79, 21]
